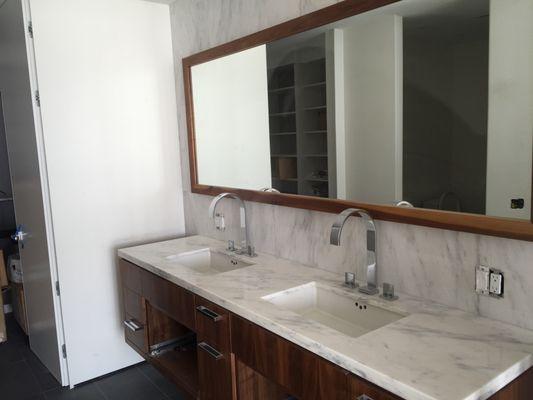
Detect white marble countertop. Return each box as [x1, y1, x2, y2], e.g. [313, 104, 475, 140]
[118, 235, 533, 400]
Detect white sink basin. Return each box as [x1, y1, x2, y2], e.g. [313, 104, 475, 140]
[165, 248, 253, 274]
[262, 282, 406, 338]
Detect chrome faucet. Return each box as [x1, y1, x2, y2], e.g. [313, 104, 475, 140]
[259, 187, 280, 193]
[330, 208, 378, 295]
[209, 192, 256, 257]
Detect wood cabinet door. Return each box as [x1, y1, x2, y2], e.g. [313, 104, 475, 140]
[124, 311, 147, 355]
[231, 314, 350, 400]
[197, 341, 235, 400]
[119, 259, 147, 355]
[195, 296, 231, 353]
[142, 273, 195, 330]
[488, 366, 533, 400]
[349, 374, 402, 400]
[317, 360, 350, 400]
[119, 258, 142, 295]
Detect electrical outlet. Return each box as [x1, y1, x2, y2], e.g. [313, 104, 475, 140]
[475, 265, 504, 298]
[489, 270, 504, 297]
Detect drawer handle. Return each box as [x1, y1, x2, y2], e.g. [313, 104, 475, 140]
[196, 305, 223, 322]
[123, 319, 143, 332]
[357, 395, 375, 400]
[198, 342, 223, 360]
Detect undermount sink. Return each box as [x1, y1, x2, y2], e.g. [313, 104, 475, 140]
[165, 248, 254, 274]
[262, 282, 406, 338]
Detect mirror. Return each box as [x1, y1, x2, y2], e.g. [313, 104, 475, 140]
[189, 0, 533, 222]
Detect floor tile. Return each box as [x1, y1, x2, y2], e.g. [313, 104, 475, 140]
[5, 314, 28, 345]
[0, 341, 25, 367]
[0, 360, 43, 400]
[21, 346, 50, 374]
[20, 347, 61, 391]
[96, 366, 167, 400]
[43, 382, 106, 400]
[137, 363, 185, 400]
[1, 316, 181, 400]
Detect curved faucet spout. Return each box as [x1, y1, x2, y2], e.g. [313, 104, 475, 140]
[209, 192, 245, 219]
[330, 208, 375, 246]
[329, 208, 378, 295]
[208, 192, 256, 257]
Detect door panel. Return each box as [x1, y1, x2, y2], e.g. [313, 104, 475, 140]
[28, 0, 184, 385]
[0, 0, 63, 383]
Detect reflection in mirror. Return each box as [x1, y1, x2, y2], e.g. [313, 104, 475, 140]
[190, 0, 533, 220]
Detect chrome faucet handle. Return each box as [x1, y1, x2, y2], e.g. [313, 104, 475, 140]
[359, 284, 379, 296]
[237, 245, 257, 257]
[344, 272, 358, 289]
[227, 240, 236, 252]
[235, 244, 257, 257]
[380, 282, 398, 301]
[246, 245, 257, 257]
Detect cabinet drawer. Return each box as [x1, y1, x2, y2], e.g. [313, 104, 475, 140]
[142, 273, 195, 330]
[119, 258, 142, 295]
[124, 312, 147, 354]
[350, 375, 402, 400]
[124, 287, 145, 324]
[231, 314, 349, 400]
[197, 341, 234, 400]
[195, 296, 230, 354]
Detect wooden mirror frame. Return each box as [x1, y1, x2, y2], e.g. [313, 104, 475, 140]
[183, 0, 533, 242]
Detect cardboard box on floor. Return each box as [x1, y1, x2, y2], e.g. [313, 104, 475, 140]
[0, 288, 5, 343]
[0, 249, 8, 288]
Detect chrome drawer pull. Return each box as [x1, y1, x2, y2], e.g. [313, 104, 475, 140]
[198, 342, 223, 360]
[357, 395, 375, 400]
[123, 319, 143, 332]
[196, 305, 223, 322]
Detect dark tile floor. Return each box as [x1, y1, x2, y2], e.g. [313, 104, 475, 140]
[0, 315, 185, 400]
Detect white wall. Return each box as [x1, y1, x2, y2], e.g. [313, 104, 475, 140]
[192, 46, 272, 191]
[339, 14, 402, 203]
[486, 0, 533, 219]
[332, 29, 346, 200]
[29, 0, 185, 385]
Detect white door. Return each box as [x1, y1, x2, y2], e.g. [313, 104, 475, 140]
[0, 0, 66, 384]
[28, 0, 184, 385]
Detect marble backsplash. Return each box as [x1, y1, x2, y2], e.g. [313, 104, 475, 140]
[169, 0, 533, 331]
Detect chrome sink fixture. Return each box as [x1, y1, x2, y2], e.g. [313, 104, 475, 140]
[330, 208, 379, 295]
[208, 192, 257, 257]
[263, 282, 406, 338]
[166, 248, 254, 274]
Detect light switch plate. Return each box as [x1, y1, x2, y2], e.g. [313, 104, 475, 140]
[475, 265, 490, 295]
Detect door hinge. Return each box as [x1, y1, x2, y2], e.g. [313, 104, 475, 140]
[35, 90, 41, 107]
[28, 21, 33, 38]
[55, 281, 60, 296]
[62, 344, 67, 359]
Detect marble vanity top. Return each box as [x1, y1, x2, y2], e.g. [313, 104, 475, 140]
[118, 235, 533, 400]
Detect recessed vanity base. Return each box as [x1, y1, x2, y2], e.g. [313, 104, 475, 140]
[118, 256, 533, 400]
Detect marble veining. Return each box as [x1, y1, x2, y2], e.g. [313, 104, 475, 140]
[118, 236, 533, 400]
[169, 0, 533, 333]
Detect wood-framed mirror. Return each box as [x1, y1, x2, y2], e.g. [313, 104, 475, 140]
[183, 0, 533, 241]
